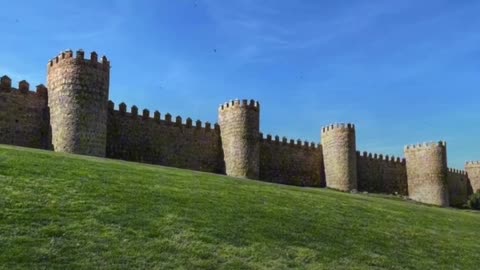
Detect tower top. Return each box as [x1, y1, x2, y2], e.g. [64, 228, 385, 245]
[218, 99, 260, 111]
[466, 161, 480, 166]
[321, 123, 355, 134]
[404, 141, 446, 151]
[47, 49, 109, 70]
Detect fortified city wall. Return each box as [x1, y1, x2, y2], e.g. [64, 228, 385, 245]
[447, 168, 470, 207]
[0, 49, 477, 208]
[259, 134, 324, 187]
[0, 76, 50, 149]
[356, 151, 407, 195]
[106, 101, 225, 173]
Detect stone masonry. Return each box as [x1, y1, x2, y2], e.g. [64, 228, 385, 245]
[0, 76, 50, 149]
[356, 151, 407, 195]
[447, 168, 469, 207]
[321, 124, 357, 191]
[47, 50, 110, 157]
[0, 48, 478, 208]
[465, 162, 480, 193]
[218, 99, 260, 179]
[404, 142, 449, 206]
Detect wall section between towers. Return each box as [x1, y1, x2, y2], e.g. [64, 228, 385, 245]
[106, 102, 225, 173]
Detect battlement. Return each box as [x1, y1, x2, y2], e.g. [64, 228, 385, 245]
[356, 151, 406, 164]
[48, 49, 110, 70]
[218, 99, 260, 112]
[260, 133, 319, 150]
[404, 141, 447, 151]
[321, 123, 355, 134]
[466, 161, 480, 167]
[0, 75, 48, 98]
[110, 101, 219, 131]
[448, 168, 467, 175]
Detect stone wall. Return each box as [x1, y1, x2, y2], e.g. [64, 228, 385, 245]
[106, 102, 225, 173]
[404, 142, 449, 206]
[321, 123, 357, 191]
[0, 76, 50, 149]
[218, 100, 260, 179]
[1, 48, 479, 209]
[259, 134, 325, 187]
[356, 151, 407, 195]
[447, 168, 470, 207]
[465, 161, 480, 193]
[47, 50, 110, 157]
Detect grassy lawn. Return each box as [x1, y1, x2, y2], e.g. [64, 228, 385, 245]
[0, 145, 479, 269]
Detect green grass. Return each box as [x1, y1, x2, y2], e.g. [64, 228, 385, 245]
[0, 145, 479, 269]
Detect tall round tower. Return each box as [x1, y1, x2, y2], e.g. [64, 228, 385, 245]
[465, 161, 480, 193]
[47, 49, 110, 157]
[321, 123, 357, 191]
[218, 99, 260, 179]
[404, 142, 449, 206]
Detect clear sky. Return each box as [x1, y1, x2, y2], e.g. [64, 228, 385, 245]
[1, 0, 479, 168]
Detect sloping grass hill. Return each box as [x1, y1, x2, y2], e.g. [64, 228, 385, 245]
[0, 145, 479, 269]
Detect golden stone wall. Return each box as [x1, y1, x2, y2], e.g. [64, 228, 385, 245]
[218, 100, 260, 179]
[259, 135, 325, 187]
[47, 50, 110, 157]
[465, 162, 480, 193]
[0, 76, 50, 149]
[404, 142, 449, 206]
[106, 102, 225, 173]
[0, 48, 478, 208]
[321, 123, 357, 191]
[356, 151, 407, 195]
[447, 168, 469, 206]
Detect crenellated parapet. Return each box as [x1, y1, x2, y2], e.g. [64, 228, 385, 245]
[404, 141, 449, 206]
[108, 101, 219, 132]
[218, 99, 260, 112]
[0, 75, 48, 99]
[465, 161, 480, 193]
[321, 122, 357, 191]
[357, 151, 406, 165]
[48, 49, 110, 71]
[219, 99, 260, 179]
[321, 123, 355, 134]
[466, 161, 480, 166]
[448, 168, 468, 175]
[404, 141, 447, 151]
[260, 133, 319, 150]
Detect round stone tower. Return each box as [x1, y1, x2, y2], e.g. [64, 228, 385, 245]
[465, 161, 480, 193]
[321, 123, 357, 191]
[47, 49, 110, 157]
[404, 141, 449, 206]
[218, 99, 260, 179]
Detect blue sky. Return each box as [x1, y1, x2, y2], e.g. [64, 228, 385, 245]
[1, 0, 479, 168]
